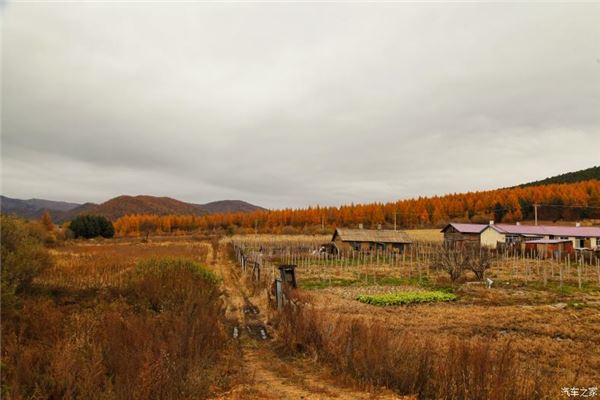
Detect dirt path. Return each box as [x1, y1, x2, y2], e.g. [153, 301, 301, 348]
[214, 242, 405, 400]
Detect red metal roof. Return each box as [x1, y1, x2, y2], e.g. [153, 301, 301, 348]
[441, 223, 488, 234]
[489, 224, 600, 238]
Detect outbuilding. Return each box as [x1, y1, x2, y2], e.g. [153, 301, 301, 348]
[524, 239, 574, 258]
[440, 223, 487, 247]
[332, 228, 412, 253]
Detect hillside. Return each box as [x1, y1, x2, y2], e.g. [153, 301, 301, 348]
[200, 200, 266, 214]
[0, 196, 81, 219]
[1, 194, 264, 222]
[91, 195, 203, 219]
[518, 165, 600, 187]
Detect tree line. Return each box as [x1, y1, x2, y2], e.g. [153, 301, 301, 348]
[112, 180, 600, 236]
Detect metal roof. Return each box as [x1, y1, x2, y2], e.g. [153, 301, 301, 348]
[489, 224, 600, 238]
[524, 239, 573, 244]
[441, 223, 488, 234]
[333, 228, 412, 243]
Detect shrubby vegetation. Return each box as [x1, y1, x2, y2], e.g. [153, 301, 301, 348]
[274, 297, 549, 400]
[69, 214, 114, 238]
[1, 234, 230, 400]
[1, 215, 52, 318]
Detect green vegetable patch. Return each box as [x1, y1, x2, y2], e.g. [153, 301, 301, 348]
[356, 291, 457, 306]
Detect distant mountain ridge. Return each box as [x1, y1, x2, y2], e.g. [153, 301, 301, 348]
[0, 196, 80, 220]
[1, 195, 265, 222]
[517, 166, 600, 188]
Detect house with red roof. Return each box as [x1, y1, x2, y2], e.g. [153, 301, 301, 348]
[442, 221, 600, 251]
[480, 223, 600, 250]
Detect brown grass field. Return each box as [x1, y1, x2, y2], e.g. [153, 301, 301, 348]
[3, 232, 599, 399]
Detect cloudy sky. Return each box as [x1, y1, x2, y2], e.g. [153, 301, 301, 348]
[2, 2, 599, 209]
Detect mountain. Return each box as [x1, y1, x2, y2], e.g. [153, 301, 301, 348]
[199, 200, 265, 214]
[67, 196, 265, 221]
[0, 195, 81, 219]
[1, 194, 265, 222]
[90, 195, 202, 219]
[518, 166, 600, 188]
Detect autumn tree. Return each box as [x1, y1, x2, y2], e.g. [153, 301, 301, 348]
[41, 210, 54, 232]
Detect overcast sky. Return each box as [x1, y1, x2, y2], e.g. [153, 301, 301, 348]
[2, 2, 599, 209]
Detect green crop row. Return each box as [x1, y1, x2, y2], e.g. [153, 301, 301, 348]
[356, 291, 456, 306]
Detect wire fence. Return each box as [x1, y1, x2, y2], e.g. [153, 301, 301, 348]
[231, 238, 600, 290]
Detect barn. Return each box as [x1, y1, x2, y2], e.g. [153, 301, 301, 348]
[331, 228, 412, 253]
[440, 223, 487, 247]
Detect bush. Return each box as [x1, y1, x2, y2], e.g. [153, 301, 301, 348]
[69, 215, 115, 239]
[1, 256, 228, 399]
[128, 258, 220, 312]
[1, 215, 52, 317]
[356, 291, 456, 306]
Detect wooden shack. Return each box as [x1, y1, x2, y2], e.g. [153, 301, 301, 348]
[441, 223, 487, 247]
[524, 239, 574, 258]
[331, 228, 411, 253]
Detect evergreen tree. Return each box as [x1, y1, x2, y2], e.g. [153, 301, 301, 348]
[69, 215, 115, 239]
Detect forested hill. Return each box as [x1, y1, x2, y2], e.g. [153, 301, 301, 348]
[518, 166, 600, 188]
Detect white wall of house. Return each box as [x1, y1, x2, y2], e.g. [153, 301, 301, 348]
[570, 237, 599, 249]
[480, 227, 505, 249]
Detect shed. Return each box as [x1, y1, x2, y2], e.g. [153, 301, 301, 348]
[441, 223, 487, 247]
[524, 239, 574, 258]
[332, 228, 411, 253]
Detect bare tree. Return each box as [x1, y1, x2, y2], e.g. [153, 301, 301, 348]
[431, 244, 470, 282]
[432, 244, 494, 282]
[467, 247, 494, 281]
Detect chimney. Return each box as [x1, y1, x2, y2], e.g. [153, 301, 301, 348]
[489, 220, 494, 225]
[576, 222, 581, 227]
[377, 224, 382, 230]
[358, 223, 363, 230]
[516, 221, 521, 226]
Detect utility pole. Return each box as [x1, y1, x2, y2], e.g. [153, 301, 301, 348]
[534, 204, 538, 226]
[394, 211, 397, 231]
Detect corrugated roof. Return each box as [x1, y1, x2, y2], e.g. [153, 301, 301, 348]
[490, 224, 600, 238]
[333, 228, 412, 243]
[441, 223, 488, 234]
[524, 239, 572, 244]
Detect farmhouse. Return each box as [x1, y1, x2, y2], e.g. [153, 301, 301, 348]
[332, 228, 412, 252]
[479, 223, 600, 250]
[441, 223, 487, 246]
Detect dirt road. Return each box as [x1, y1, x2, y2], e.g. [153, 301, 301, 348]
[213, 243, 404, 400]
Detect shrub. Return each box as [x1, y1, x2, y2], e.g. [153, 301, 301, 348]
[356, 291, 456, 306]
[128, 258, 220, 312]
[69, 215, 115, 239]
[1, 256, 228, 399]
[1, 215, 52, 317]
[431, 244, 495, 282]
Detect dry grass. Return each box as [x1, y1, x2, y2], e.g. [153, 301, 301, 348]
[1, 239, 235, 400]
[273, 295, 550, 400]
[405, 229, 444, 242]
[230, 235, 600, 398]
[40, 239, 210, 289]
[290, 286, 600, 395]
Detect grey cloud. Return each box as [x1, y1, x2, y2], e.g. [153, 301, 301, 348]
[2, 2, 599, 208]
